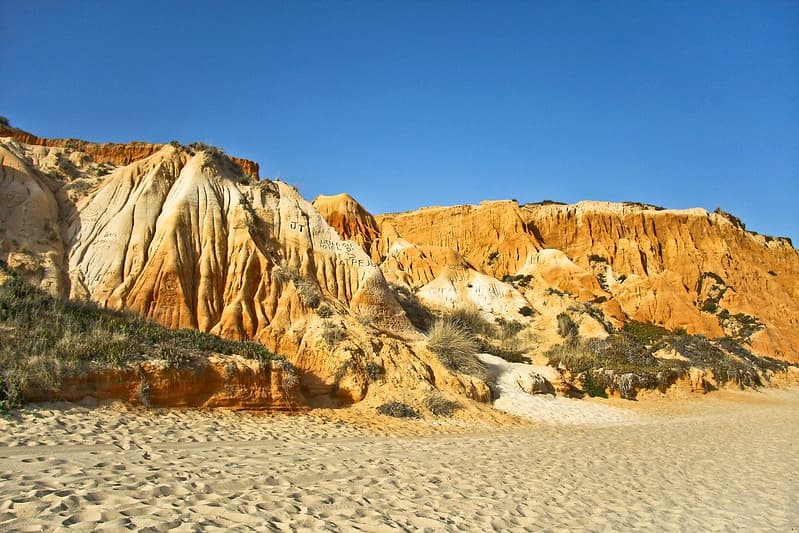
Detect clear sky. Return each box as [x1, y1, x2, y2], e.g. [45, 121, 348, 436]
[2, 1, 797, 243]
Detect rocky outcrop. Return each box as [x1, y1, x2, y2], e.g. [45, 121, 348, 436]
[330, 197, 797, 363]
[312, 193, 381, 261]
[0, 135, 488, 407]
[3, 126, 797, 412]
[51, 356, 303, 410]
[0, 125, 259, 179]
[377, 200, 543, 279]
[521, 201, 799, 361]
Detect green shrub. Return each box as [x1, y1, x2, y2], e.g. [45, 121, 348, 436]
[546, 334, 688, 400]
[715, 337, 787, 374]
[189, 142, 250, 182]
[713, 207, 746, 230]
[545, 287, 566, 297]
[556, 312, 578, 340]
[423, 393, 461, 416]
[502, 274, 533, 287]
[518, 306, 535, 317]
[0, 271, 282, 404]
[622, 321, 671, 345]
[476, 317, 532, 364]
[0, 372, 22, 411]
[568, 302, 613, 333]
[726, 313, 764, 343]
[376, 401, 419, 418]
[365, 361, 384, 382]
[662, 334, 761, 388]
[496, 317, 524, 337]
[0, 116, 9, 127]
[582, 370, 608, 398]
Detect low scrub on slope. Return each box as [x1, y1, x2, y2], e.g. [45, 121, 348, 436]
[0, 266, 281, 410]
[547, 325, 791, 400]
[442, 305, 534, 364]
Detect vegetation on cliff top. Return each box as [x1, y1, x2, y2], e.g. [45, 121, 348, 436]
[0, 265, 281, 411]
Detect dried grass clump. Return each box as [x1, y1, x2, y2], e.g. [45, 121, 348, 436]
[295, 279, 322, 309]
[279, 359, 300, 391]
[321, 320, 346, 345]
[449, 304, 494, 336]
[315, 302, 335, 318]
[426, 319, 490, 381]
[355, 304, 380, 326]
[556, 312, 579, 340]
[389, 283, 434, 331]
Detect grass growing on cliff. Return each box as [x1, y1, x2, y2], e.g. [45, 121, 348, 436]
[0, 267, 281, 408]
[426, 319, 491, 381]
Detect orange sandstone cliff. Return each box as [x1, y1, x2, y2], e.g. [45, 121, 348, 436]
[2, 126, 797, 411]
[320, 197, 799, 363]
[0, 133, 489, 409]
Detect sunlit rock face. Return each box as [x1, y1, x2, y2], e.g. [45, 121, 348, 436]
[1, 134, 492, 404]
[2, 126, 797, 414]
[318, 193, 798, 363]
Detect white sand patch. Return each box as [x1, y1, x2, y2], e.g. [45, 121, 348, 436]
[479, 353, 639, 425]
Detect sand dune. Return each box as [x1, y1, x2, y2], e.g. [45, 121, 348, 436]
[1, 389, 798, 531]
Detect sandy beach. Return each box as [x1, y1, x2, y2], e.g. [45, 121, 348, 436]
[1, 389, 798, 532]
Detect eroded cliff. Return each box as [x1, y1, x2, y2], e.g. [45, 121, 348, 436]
[3, 126, 797, 410]
[0, 134, 488, 409]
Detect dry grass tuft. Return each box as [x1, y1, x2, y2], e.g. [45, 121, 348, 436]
[426, 319, 490, 381]
[449, 304, 494, 336]
[321, 320, 346, 345]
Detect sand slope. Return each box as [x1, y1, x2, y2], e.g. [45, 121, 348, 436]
[1, 390, 797, 531]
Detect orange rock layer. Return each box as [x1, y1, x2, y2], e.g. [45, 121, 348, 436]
[0, 125, 259, 179]
[51, 357, 304, 410]
[335, 198, 798, 362]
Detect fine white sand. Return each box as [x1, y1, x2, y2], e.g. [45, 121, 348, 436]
[1, 389, 798, 531]
[479, 353, 640, 425]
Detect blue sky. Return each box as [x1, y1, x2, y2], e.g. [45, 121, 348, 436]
[2, 1, 797, 243]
